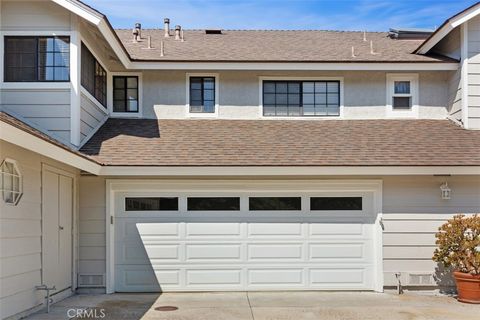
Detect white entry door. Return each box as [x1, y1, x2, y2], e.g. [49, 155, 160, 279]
[42, 165, 73, 293]
[112, 181, 381, 292]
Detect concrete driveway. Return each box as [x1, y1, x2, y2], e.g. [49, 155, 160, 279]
[26, 291, 479, 320]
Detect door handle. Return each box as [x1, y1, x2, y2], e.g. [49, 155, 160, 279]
[59, 226, 64, 230]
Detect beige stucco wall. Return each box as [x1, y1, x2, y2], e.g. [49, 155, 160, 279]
[0, 141, 79, 319]
[142, 70, 450, 120]
[78, 174, 480, 291]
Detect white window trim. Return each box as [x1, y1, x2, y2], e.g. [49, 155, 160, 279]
[0, 158, 23, 206]
[386, 73, 419, 118]
[0, 31, 72, 90]
[258, 76, 344, 119]
[185, 73, 220, 118]
[107, 72, 143, 118]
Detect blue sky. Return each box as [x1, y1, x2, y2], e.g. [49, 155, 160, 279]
[84, 0, 477, 31]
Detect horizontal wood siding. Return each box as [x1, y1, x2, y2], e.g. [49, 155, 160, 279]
[78, 176, 107, 284]
[1, 0, 71, 31]
[468, 15, 480, 129]
[0, 141, 78, 319]
[382, 176, 480, 287]
[0, 88, 71, 144]
[80, 93, 108, 144]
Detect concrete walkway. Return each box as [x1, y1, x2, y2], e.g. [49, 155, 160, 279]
[26, 291, 479, 320]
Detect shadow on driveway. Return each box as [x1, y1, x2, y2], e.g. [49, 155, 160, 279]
[26, 291, 479, 320]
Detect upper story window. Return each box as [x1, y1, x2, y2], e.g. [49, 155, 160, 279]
[393, 81, 412, 109]
[386, 73, 419, 118]
[189, 76, 216, 113]
[263, 80, 340, 116]
[4, 36, 70, 82]
[113, 76, 139, 113]
[81, 43, 107, 107]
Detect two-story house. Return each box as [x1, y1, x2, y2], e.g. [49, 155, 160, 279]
[1, 0, 480, 318]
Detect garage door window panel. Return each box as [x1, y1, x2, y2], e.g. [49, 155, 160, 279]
[187, 197, 240, 211]
[249, 197, 302, 211]
[310, 197, 363, 211]
[125, 197, 179, 211]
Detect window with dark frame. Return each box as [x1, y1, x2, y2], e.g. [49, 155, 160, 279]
[189, 77, 215, 113]
[125, 197, 178, 211]
[310, 197, 363, 211]
[113, 76, 139, 113]
[4, 36, 70, 82]
[249, 197, 302, 211]
[187, 197, 240, 211]
[81, 43, 107, 107]
[263, 80, 340, 116]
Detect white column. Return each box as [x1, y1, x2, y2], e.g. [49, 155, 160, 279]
[70, 15, 81, 147]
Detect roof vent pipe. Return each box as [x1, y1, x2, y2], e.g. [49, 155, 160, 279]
[133, 22, 141, 42]
[147, 35, 152, 49]
[175, 25, 181, 40]
[135, 22, 141, 38]
[164, 18, 170, 37]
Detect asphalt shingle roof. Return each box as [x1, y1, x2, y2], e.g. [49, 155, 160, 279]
[114, 29, 456, 63]
[80, 118, 480, 166]
[0, 111, 100, 164]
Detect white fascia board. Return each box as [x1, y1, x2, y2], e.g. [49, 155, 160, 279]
[99, 166, 480, 176]
[0, 122, 101, 175]
[417, 4, 480, 54]
[97, 20, 131, 67]
[129, 61, 458, 71]
[51, 0, 102, 25]
[52, 0, 131, 67]
[417, 25, 454, 55]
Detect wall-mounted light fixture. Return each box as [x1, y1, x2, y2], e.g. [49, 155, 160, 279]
[440, 182, 451, 200]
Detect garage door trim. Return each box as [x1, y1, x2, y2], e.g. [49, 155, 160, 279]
[106, 179, 383, 293]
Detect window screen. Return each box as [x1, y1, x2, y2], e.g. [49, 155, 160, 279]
[81, 43, 107, 107]
[249, 197, 302, 211]
[189, 77, 215, 113]
[263, 81, 340, 116]
[113, 76, 139, 112]
[310, 197, 362, 211]
[187, 197, 240, 211]
[125, 197, 178, 211]
[4, 36, 70, 82]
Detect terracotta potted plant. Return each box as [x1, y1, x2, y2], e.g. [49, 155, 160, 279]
[433, 214, 480, 303]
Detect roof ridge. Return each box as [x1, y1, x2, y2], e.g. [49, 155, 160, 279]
[114, 28, 387, 33]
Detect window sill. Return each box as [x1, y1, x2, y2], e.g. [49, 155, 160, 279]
[260, 115, 342, 120]
[0, 82, 71, 90]
[186, 107, 219, 118]
[110, 112, 142, 118]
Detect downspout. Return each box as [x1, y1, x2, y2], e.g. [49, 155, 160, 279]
[461, 22, 469, 129]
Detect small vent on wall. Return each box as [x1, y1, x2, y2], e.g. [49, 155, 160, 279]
[408, 273, 435, 286]
[78, 274, 105, 287]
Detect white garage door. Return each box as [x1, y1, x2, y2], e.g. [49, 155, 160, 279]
[113, 185, 380, 292]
